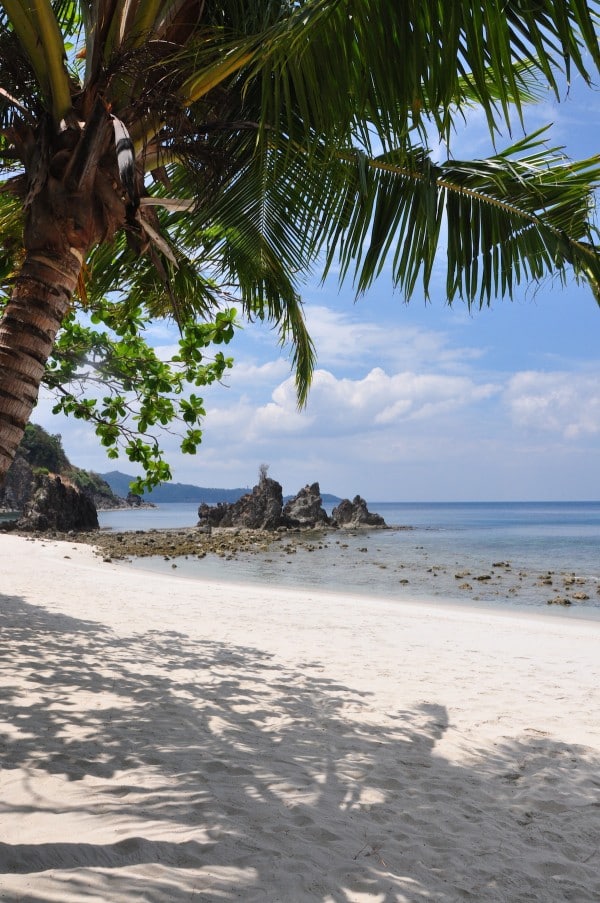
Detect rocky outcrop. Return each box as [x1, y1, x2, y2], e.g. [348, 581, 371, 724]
[282, 482, 330, 527]
[0, 454, 34, 512]
[0, 424, 148, 522]
[198, 477, 386, 532]
[331, 495, 387, 528]
[198, 475, 285, 530]
[14, 473, 99, 532]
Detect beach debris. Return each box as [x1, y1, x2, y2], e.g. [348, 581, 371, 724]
[547, 596, 572, 606]
[353, 842, 387, 867]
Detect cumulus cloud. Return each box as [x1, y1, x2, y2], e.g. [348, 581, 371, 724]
[200, 367, 500, 447]
[505, 371, 600, 438]
[303, 367, 498, 433]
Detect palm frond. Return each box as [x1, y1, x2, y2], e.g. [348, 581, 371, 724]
[248, 0, 600, 148]
[1, 1, 52, 104]
[1, 0, 73, 123]
[0, 183, 25, 296]
[31, 0, 72, 120]
[317, 132, 600, 306]
[83, 222, 223, 322]
[0, 18, 46, 127]
[3, 0, 600, 414]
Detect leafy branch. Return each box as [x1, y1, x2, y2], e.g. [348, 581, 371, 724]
[42, 303, 237, 494]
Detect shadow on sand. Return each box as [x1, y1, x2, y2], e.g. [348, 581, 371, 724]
[0, 592, 599, 902]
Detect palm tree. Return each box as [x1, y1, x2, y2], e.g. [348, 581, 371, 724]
[2, 0, 600, 484]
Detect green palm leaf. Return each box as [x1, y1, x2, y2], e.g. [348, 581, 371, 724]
[1, 0, 600, 484]
[316, 133, 600, 304]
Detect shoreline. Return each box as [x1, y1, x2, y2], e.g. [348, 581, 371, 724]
[1, 533, 600, 901]
[7, 517, 600, 615]
[81, 522, 600, 617]
[121, 552, 600, 625]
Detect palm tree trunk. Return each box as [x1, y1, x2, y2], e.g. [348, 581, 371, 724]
[0, 247, 82, 482]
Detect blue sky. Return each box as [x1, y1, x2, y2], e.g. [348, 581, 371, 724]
[33, 74, 600, 501]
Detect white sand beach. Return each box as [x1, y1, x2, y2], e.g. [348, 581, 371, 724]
[1, 532, 599, 902]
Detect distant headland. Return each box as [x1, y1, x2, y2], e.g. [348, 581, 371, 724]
[99, 469, 344, 506]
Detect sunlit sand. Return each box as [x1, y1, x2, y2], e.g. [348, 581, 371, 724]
[1, 533, 599, 901]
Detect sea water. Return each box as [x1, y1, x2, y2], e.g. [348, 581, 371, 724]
[98, 501, 600, 619]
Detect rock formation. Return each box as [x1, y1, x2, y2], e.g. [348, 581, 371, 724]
[331, 495, 387, 528]
[282, 482, 330, 527]
[198, 474, 285, 530]
[15, 473, 99, 532]
[0, 424, 146, 528]
[198, 477, 386, 532]
[0, 453, 34, 512]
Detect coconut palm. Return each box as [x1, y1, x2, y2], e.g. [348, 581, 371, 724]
[2, 0, 600, 483]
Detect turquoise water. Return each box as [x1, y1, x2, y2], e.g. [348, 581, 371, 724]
[99, 501, 600, 618]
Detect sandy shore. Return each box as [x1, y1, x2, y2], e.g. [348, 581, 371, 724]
[1, 533, 599, 902]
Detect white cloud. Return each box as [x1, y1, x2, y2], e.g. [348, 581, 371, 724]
[505, 371, 600, 438]
[302, 367, 498, 432]
[303, 305, 483, 373]
[220, 358, 291, 391]
[200, 367, 500, 449]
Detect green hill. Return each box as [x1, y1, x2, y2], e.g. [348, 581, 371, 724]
[100, 471, 343, 505]
[100, 471, 250, 504]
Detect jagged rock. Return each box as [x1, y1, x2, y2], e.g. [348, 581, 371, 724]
[198, 477, 386, 533]
[198, 501, 231, 528]
[0, 424, 138, 514]
[331, 495, 387, 528]
[198, 475, 285, 530]
[282, 482, 330, 527]
[15, 473, 99, 532]
[0, 454, 33, 511]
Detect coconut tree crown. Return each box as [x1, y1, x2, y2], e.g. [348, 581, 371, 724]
[1, 0, 600, 481]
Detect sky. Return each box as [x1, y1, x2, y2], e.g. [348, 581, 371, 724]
[32, 74, 600, 502]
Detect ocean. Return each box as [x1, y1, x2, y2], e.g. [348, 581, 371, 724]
[98, 501, 600, 620]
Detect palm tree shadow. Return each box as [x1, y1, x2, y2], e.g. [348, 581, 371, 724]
[1, 592, 599, 902]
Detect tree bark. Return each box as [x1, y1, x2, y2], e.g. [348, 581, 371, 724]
[0, 247, 82, 482]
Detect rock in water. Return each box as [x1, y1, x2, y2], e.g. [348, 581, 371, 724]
[331, 495, 387, 528]
[198, 478, 386, 532]
[282, 482, 330, 527]
[198, 475, 284, 530]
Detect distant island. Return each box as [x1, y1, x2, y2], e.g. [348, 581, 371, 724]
[100, 470, 343, 506]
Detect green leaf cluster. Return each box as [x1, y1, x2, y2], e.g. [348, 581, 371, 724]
[1, 0, 600, 490]
[43, 303, 237, 493]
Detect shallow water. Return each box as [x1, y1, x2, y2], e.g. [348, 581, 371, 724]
[100, 501, 600, 619]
